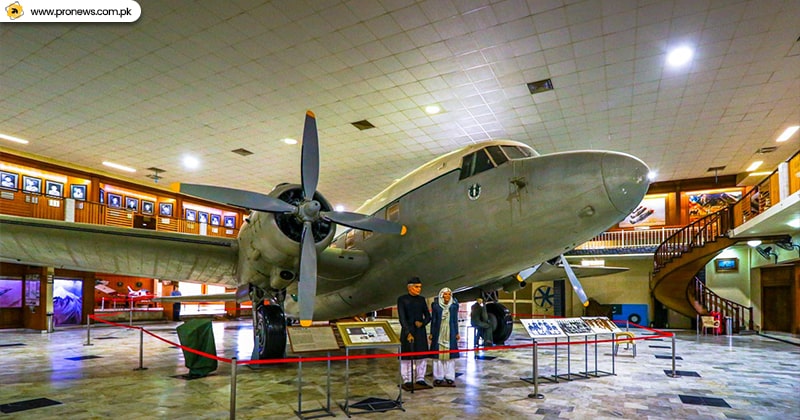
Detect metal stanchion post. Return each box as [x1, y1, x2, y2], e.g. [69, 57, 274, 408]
[230, 357, 237, 420]
[129, 298, 133, 327]
[528, 340, 544, 399]
[84, 316, 93, 346]
[134, 327, 147, 371]
[670, 333, 677, 377]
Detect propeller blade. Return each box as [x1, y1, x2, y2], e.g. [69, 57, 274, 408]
[179, 184, 296, 214]
[298, 221, 318, 327]
[560, 255, 589, 307]
[321, 211, 407, 235]
[517, 263, 542, 281]
[301, 110, 319, 201]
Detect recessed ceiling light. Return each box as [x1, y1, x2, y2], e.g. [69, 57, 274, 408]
[527, 79, 554, 94]
[334, 205, 345, 212]
[787, 218, 800, 229]
[647, 171, 657, 181]
[746, 161, 763, 172]
[183, 156, 200, 169]
[281, 138, 297, 145]
[424, 105, 441, 115]
[776, 125, 799, 142]
[747, 240, 762, 247]
[0, 133, 29, 144]
[102, 161, 136, 173]
[666, 46, 693, 67]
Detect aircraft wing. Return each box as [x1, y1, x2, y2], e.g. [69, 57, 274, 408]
[153, 293, 238, 303]
[523, 262, 629, 282]
[0, 215, 238, 285]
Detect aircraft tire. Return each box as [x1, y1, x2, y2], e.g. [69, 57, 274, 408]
[486, 302, 513, 345]
[254, 304, 287, 359]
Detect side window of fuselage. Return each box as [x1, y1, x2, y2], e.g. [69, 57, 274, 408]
[386, 202, 400, 222]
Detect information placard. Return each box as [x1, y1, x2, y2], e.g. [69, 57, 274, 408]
[335, 320, 400, 347]
[287, 325, 340, 353]
[520, 318, 567, 339]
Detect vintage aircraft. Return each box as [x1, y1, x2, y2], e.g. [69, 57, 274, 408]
[0, 111, 650, 359]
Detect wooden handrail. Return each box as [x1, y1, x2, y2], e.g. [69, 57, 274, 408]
[653, 206, 732, 273]
[689, 277, 754, 332]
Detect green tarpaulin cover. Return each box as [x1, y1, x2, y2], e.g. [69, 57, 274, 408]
[176, 318, 218, 377]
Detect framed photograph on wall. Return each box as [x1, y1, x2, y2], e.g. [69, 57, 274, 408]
[0, 171, 18, 190]
[715, 258, 738, 272]
[125, 197, 139, 212]
[223, 216, 236, 228]
[159, 202, 173, 216]
[22, 175, 42, 193]
[185, 209, 197, 221]
[45, 180, 64, 197]
[210, 214, 221, 226]
[70, 184, 87, 200]
[198, 211, 209, 224]
[108, 193, 122, 208]
[99, 188, 105, 204]
[141, 200, 154, 215]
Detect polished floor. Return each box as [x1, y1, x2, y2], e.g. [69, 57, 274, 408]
[1, 319, 798, 419]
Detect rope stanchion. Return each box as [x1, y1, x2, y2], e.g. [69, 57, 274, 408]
[83, 316, 93, 347]
[134, 327, 147, 371]
[230, 357, 237, 420]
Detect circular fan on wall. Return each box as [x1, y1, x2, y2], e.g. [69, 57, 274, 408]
[135, 281, 142, 287]
[116, 281, 123, 287]
[534, 285, 554, 309]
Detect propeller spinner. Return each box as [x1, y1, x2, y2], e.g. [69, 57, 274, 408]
[180, 111, 407, 327]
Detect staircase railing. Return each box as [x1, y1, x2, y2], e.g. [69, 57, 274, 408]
[690, 277, 754, 332]
[653, 207, 733, 273]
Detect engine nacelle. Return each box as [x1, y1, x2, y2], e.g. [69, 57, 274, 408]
[237, 184, 336, 290]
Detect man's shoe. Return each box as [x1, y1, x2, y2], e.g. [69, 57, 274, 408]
[445, 379, 456, 387]
[433, 379, 444, 387]
[414, 380, 433, 389]
[401, 382, 414, 391]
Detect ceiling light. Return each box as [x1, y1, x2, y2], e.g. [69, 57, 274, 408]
[747, 240, 762, 247]
[527, 79, 554, 94]
[0, 133, 29, 144]
[424, 105, 441, 115]
[102, 161, 136, 173]
[747, 171, 772, 177]
[666, 46, 693, 67]
[647, 171, 657, 181]
[787, 219, 800, 229]
[776, 125, 799, 142]
[334, 205, 344, 212]
[746, 161, 763, 172]
[281, 138, 297, 145]
[183, 156, 200, 169]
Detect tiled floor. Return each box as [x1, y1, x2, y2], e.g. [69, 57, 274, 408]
[1, 320, 798, 419]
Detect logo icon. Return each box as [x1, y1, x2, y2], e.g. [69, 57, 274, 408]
[6, 1, 22, 19]
[467, 183, 481, 201]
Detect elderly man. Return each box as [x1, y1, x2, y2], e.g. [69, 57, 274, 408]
[397, 276, 431, 390]
[470, 298, 493, 347]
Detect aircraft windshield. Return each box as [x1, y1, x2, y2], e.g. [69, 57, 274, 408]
[501, 145, 533, 159]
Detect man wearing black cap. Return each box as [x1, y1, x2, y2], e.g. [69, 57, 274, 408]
[397, 276, 431, 390]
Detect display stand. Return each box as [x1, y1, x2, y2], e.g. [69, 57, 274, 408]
[335, 321, 403, 418]
[287, 326, 340, 420]
[578, 317, 619, 378]
[519, 318, 565, 384]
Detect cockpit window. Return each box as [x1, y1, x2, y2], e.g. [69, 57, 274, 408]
[459, 149, 496, 180]
[486, 146, 508, 166]
[501, 145, 532, 159]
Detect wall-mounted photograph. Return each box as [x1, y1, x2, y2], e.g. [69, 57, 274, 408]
[45, 180, 64, 197]
[185, 209, 197, 221]
[99, 188, 105, 204]
[223, 216, 236, 228]
[125, 197, 139, 212]
[108, 193, 122, 208]
[70, 184, 87, 200]
[0, 171, 18, 190]
[142, 200, 154, 215]
[198, 211, 209, 224]
[159, 202, 173, 216]
[715, 258, 738, 272]
[22, 175, 42, 193]
[210, 214, 221, 226]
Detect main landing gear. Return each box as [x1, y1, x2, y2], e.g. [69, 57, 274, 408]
[485, 301, 514, 345]
[251, 287, 287, 360]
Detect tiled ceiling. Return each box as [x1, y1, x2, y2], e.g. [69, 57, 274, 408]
[1, 0, 799, 211]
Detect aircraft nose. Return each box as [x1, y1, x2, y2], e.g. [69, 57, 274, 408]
[601, 152, 650, 214]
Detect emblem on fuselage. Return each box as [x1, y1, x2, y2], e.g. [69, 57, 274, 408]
[467, 183, 481, 201]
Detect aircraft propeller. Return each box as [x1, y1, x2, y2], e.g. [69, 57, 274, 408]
[517, 257, 589, 307]
[180, 111, 407, 327]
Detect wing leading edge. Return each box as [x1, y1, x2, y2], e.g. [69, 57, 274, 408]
[0, 215, 239, 285]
